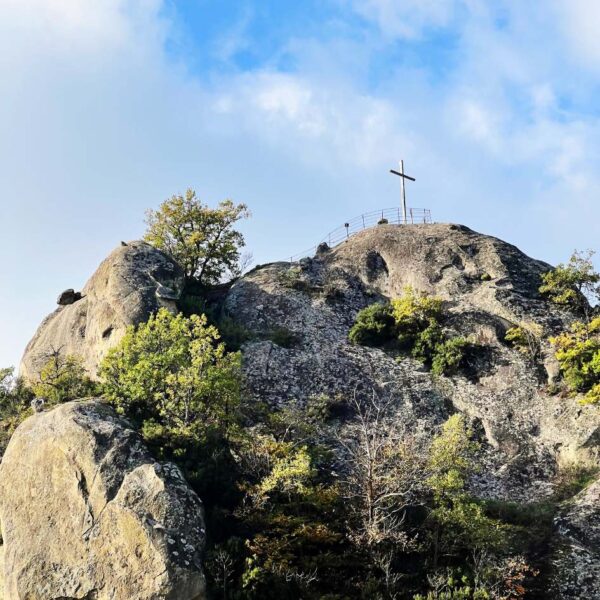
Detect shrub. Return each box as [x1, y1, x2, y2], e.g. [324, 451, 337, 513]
[549, 317, 600, 403]
[33, 352, 97, 405]
[539, 250, 599, 322]
[505, 322, 544, 362]
[0, 367, 33, 456]
[99, 308, 241, 432]
[391, 287, 443, 349]
[431, 337, 472, 376]
[348, 302, 396, 346]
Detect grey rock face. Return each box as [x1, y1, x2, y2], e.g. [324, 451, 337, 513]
[552, 479, 600, 597]
[20, 241, 185, 381]
[225, 223, 600, 593]
[0, 400, 206, 600]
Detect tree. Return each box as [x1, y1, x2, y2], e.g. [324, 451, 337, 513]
[539, 250, 600, 322]
[144, 189, 250, 284]
[0, 367, 33, 456]
[427, 415, 507, 565]
[33, 350, 97, 405]
[337, 391, 426, 548]
[550, 317, 600, 404]
[99, 308, 241, 434]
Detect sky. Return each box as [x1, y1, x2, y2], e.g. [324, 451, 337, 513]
[1, 0, 600, 370]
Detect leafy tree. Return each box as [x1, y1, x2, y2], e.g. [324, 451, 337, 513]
[539, 250, 599, 322]
[33, 351, 97, 405]
[550, 317, 600, 404]
[427, 415, 508, 564]
[100, 308, 241, 433]
[0, 367, 33, 456]
[144, 189, 250, 284]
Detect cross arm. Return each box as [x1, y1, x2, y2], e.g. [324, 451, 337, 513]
[390, 169, 416, 181]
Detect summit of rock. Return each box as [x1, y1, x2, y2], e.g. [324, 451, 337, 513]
[20, 241, 185, 381]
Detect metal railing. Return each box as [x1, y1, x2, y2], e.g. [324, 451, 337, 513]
[288, 207, 432, 262]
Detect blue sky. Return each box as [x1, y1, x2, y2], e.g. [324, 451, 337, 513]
[1, 0, 600, 369]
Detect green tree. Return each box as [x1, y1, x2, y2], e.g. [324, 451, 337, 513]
[0, 367, 33, 455]
[99, 308, 241, 433]
[550, 317, 600, 404]
[144, 189, 250, 284]
[427, 415, 507, 564]
[33, 351, 97, 405]
[539, 250, 599, 322]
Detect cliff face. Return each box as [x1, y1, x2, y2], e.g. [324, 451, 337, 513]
[14, 222, 600, 597]
[223, 223, 600, 595]
[20, 241, 185, 381]
[226, 224, 598, 482]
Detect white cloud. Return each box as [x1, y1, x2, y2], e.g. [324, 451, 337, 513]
[350, 0, 462, 38]
[1, 0, 600, 371]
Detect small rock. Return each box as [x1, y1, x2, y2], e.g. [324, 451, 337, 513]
[57, 288, 82, 306]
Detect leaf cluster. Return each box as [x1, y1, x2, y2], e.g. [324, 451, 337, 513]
[144, 189, 250, 284]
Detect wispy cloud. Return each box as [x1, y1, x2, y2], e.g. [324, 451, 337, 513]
[1, 0, 599, 368]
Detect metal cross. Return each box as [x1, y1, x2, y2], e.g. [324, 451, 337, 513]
[390, 160, 415, 224]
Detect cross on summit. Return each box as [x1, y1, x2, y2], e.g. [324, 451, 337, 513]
[390, 160, 415, 224]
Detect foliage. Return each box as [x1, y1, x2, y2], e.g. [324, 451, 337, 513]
[0, 367, 33, 456]
[504, 322, 544, 362]
[99, 308, 241, 432]
[217, 315, 254, 351]
[539, 250, 599, 321]
[549, 317, 600, 403]
[391, 287, 443, 349]
[431, 337, 472, 377]
[33, 351, 97, 405]
[349, 289, 474, 377]
[144, 188, 250, 284]
[427, 415, 509, 559]
[348, 302, 396, 346]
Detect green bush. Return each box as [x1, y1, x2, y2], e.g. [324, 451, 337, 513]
[99, 308, 241, 432]
[33, 353, 97, 405]
[0, 368, 33, 456]
[348, 302, 396, 346]
[431, 337, 472, 376]
[349, 288, 474, 377]
[550, 317, 600, 403]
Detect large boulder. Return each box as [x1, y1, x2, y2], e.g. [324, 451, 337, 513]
[0, 400, 206, 600]
[20, 241, 185, 381]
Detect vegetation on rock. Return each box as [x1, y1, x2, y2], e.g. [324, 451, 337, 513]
[145, 188, 250, 284]
[349, 287, 475, 376]
[541, 250, 600, 403]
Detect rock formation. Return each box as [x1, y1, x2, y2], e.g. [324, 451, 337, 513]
[0, 400, 206, 600]
[223, 223, 600, 592]
[14, 222, 600, 596]
[20, 241, 185, 381]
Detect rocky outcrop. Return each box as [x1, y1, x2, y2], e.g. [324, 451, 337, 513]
[20, 241, 185, 381]
[224, 223, 600, 594]
[226, 224, 598, 475]
[552, 479, 600, 597]
[0, 400, 206, 600]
